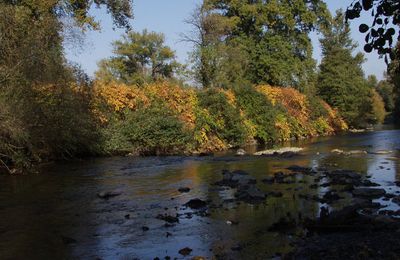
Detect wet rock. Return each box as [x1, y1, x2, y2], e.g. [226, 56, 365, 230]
[341, 184, 355, 192]
[359, 180, 380, 187]
[328, 169, 361, 180]
[236, 149, 246, 156]
[322, 191, 343, 203]
[274, 171, 285, 179]
[234, 185, 266, 203]
[178, 187, 191, 193]
[262, 176, 275, 183]
[178, 247, 192, 256]
[286, 165, 315, 175]
[331, 149, 367, 155]
[352, 188, 386, 198]
[254, 147, 303, 156]
[231, 174, 257, 186]
[142, 226, 149, 231]
[97, 190, 122, 199]
[156, 214, 179, 223]
[215, 169, 255, 187]
[185, 199, 207, 209]
[392, 196, 400, 206]
[379, 209, 400, 217]
[361, 208, 379, 215]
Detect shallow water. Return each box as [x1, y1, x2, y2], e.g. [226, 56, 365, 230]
[0, 128, 399, 259]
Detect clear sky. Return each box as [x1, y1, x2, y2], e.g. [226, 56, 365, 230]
[65, 0, 388, 80]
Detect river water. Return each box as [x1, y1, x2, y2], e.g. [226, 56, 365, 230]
[0, 127, 399, 259]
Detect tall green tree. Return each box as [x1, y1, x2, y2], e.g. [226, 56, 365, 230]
[96, 30, 179, 85]
[317, 10, 373, 127]
[189, 0, 331, 91]
[388, 43, 400, 123]
[183, 5, 245, 88]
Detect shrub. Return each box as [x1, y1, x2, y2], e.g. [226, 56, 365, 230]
[197, 88, 248, 146]
[104, 104, 191, 155]
[233, 85, 279, 143]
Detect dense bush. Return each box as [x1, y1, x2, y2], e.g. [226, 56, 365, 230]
[197, 88, 248, 147]
[103, 104, 191, 155]
[233, 85, 280, 144]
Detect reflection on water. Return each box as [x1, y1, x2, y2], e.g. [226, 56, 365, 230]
[0, 129, 399, 259]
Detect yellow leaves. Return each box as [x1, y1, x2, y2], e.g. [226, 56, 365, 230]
[144, 82, 198, 128]
[257, 85, 310, 124]
[220, 88, 236, 105]
[275, 114, 291, 141]
[370, 89, 386, 124]
[89, 80, 348, 150]
[257, 85, 280, 105]
[321, 101, 348, 131]
[93, 81, 149, 112]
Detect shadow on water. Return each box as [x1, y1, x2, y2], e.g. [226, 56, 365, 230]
[0, 128, 399, 259]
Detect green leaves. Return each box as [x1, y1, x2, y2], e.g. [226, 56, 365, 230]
[95, 30, 179, 85]
[318, 11, 374, 128]
[196, 0, 329, 90]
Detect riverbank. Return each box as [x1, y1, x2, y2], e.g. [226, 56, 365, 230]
[1, 81, 349, 174]
[95, 81, 348, 156]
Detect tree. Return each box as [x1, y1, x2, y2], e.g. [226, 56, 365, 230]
[388, 43, 400, 122]
[0, 0, 133, 172]
[346, 0, 399, 61]
[182, 5, 244, 88]
[193, 0, 331, 91]
[317, 11, 373, 127]
[96, 30, 179, 85]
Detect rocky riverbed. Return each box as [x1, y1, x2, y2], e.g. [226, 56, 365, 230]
[0, 127, 399, 259]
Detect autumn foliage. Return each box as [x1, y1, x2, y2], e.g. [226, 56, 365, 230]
[93, 81, 348, 154]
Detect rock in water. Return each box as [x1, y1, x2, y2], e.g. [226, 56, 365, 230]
[178, 187, 191, 193]
[236, 149, 246, 156]
[97, 190, 122, 199]
[331, 149, 367, 155]
[185, 199, 207, 209]
[235, 185, 266, 203]
[352, 188, 386, 198]
[254, 147, 303, 156]
[156, 214, 179, 223]
[178, 247, 192, 256]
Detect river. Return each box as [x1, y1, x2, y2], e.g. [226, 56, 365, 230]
[0, 127, 399, 259]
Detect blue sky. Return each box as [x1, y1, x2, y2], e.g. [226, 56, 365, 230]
[65, 0, 387, 80]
